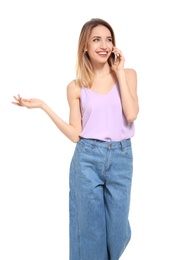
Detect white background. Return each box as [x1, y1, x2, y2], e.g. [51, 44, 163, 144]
[0, 0, 173, 259]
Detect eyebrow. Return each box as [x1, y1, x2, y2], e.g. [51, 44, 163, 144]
[92, 36, 112, 39]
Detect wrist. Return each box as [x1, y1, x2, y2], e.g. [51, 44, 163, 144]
[41, 101, 48, 110]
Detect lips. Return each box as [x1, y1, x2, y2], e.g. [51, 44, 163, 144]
[97, 51, 108, 55]
[97, 51, 109, 59]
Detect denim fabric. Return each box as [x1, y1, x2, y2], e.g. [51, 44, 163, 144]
[69, 138, 133, 260]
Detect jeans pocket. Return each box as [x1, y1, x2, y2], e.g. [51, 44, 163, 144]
[75, 139, 95, 154]
[123, 145, 133, 160]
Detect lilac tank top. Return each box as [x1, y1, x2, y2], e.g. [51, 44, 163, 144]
[79, 83, 135, 142]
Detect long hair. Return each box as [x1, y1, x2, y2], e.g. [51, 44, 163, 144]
[76, 18, 116, 88]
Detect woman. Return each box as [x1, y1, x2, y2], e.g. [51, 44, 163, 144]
[12, 18, 139, 260]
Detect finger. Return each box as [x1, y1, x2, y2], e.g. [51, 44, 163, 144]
[11, 102, 23, 106]
[12, 97, 22, 105]
[113, 48, 123, 57]
[13, 96, 19, 101]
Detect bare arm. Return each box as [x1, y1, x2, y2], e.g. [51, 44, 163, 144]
[111, 47, 139, 122]
[12, 81, 82, 143]
[116, 68, 139, 122]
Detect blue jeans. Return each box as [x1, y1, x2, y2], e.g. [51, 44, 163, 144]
[69, 138, 133, 260]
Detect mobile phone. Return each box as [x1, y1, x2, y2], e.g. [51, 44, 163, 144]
[113, 53, 117, 64]
[111, 52, 117, 64]
[110, 52, 117, 64]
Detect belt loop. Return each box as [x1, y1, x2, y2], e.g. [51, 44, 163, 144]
[120, 140, 124, 151]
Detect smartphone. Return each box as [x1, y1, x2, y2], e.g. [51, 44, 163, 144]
[113, 53, 117, 64]
[110, 52, 117, 64]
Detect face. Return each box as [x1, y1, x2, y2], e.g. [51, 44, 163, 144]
[86, 25, 114, 64]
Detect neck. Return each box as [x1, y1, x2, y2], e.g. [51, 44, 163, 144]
[93, 63, 111, 78]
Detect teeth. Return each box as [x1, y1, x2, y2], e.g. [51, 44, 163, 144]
[99, 52, 107, 54]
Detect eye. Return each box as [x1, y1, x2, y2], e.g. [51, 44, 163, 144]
[93, 38, 100, 42]
[107, 38, 113, 42]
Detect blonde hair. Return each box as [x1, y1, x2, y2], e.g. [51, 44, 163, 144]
[76, 18, 116, 88]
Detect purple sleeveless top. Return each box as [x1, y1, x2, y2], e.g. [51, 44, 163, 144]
[79, 83, 135, 142]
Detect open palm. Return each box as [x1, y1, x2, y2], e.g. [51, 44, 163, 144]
[12, 94, 44, 109]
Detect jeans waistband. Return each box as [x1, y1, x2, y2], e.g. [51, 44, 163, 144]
[79, 138, 131, 149]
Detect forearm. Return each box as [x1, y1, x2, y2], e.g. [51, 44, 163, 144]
[41, 102, 80, 143]
[116, 70, 139, 122]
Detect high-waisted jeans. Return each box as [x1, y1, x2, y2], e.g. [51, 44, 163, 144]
[69, 138, 133, 260]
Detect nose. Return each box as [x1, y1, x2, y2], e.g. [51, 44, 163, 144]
[100, 40, 107, 49]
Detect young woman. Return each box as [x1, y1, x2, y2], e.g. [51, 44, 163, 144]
[12, 18, 139, 260]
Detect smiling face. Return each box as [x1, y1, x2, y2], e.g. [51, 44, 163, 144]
[86, 25, 114, 65]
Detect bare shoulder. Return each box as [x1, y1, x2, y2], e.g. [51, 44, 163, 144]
[124, 68, 137, 79]
[124, 68, 137, 87]
[66, 80, 81, 103]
